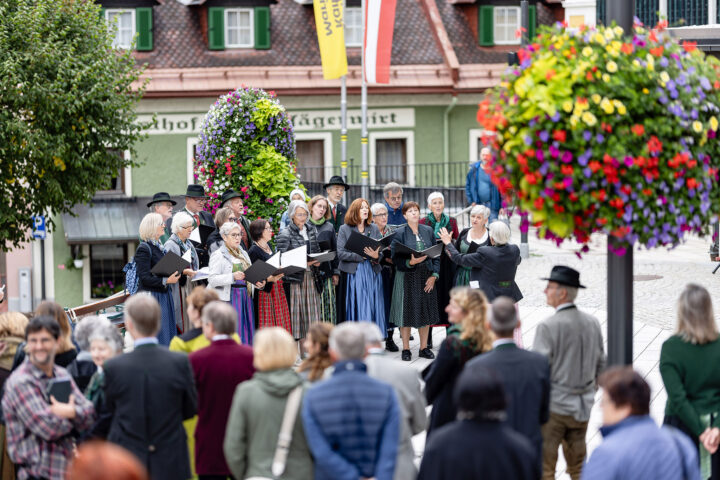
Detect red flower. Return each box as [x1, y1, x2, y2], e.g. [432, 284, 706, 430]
[553, 130, 567, 143]
[525, 173, 538, 185]
[631, 124, 645, 136]
[682, 41, 697, 52]
[647, 136, 663, 154]
[588, 161, 602, 173]
[649, 46, 664, 57]
[621, 43, 634, 55]
[686, 178, 698, 189]
[533, 197, 544, 209]
[561, 165, 574, 176]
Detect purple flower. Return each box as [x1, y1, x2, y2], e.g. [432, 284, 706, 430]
[550, 111, 561, 122]
[582, 130, 592, 142]
[578, 150, 592, 166]
[539, 130, 550, 142]
[583, 167, 592, 178]
[561, 151, 573, 163]
[549, 145, 560, 158]
[700, 76, 712, 90]
[536, 149, 545, 162]
[596, 133, 605, 144]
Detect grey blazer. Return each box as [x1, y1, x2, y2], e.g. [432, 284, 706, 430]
[207, 244, 251, 301]
[337, 223, 382, 274]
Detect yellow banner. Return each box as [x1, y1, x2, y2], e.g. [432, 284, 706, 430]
[313, 0, 348, 79]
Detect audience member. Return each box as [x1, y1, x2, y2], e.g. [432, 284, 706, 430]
[190, 301, 255, 480]
[308, 195, 339, 324]
[532, 265, 606, 480]
[465, 147, 502, 221]
[302, 322, 400, 480]
[0, 312, 28, 385]
[68, 315, 110, 393]
[147, 192, 176, 244]
[297, 322, 334, 382]
[360, 322, 427, 480]
[164, 211, 199, 334]
[103, 295, 197, 480]
[224, 328, 313, 480]
[583, 366, 700, 480]
[66, 441, 149, 480]
[324, 175, 350, 232]
[84, 322, 124, 440]
[418, 365, 537, 480]
[3, 316, 95, 480]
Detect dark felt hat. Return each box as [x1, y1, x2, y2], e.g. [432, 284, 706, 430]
[323, 175, 350, 191]
[221, 189, 243, 205]
[184, 184, 207, 198]
[541, 265, 586, 288]
[146, 192, 177, 208]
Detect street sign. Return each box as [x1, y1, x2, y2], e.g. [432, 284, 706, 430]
[32, 215, 46, 240]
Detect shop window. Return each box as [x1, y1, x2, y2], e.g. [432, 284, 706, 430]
[90, 244, 128, 298]
[376, 139, 407, 185]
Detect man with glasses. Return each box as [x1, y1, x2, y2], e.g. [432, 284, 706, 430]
[171, 184, 215, 268]
[324, 175, 350, 233]
[221, 189, 253, 250]
[148, 192, 176, 243]
[383, 182, 405, 227]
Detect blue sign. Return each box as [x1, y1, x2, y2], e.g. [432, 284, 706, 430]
[32, 215, 46, 240]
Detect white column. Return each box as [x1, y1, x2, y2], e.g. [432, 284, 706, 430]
[562, 0, 598, 28]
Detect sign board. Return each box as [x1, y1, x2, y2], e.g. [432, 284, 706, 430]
[32, 215, 46, 240]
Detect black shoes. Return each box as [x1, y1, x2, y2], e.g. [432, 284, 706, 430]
[385, 336, 399, 352]
[419, 347, 435, 359]
[427, 336, 433, 349]
[401, 349, 411, 361]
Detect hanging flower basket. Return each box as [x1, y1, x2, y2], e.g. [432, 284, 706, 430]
[194, 87, 303, 225]
[479, 21, 720, 254]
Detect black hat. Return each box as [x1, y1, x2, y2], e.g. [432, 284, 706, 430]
[323, 175, 350, 191]
[146, 192, 177, 208]
[541, 265, 586, 288]
[221, 189, 243, 205]
[184, 184, 207, 198]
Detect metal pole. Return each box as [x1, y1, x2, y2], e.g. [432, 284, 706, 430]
[360, 0, 369, 200]
[341, 75, 348, 203]
[40, 238, 46, 300]
[606, 0, 635, 366]
[519, 0, 530, 259]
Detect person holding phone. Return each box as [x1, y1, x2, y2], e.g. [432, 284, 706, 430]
[3, 316, 95, 480]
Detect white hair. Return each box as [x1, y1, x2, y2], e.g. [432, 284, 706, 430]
[357, 321, 384, 346]
[74, 315, 112, 351]
[219, 221, 241, 237]
[171, 212, 194, 234]
[470, 205, 491, 219]
[328, 323, 366, 360]
[138, 213, 164, 241]
[488, 221, 511, 245]
[370, 203, 388, 216]
[427, 191, 444, 205]
[289, 188, 305, 202]
[288, 200, 310, 219]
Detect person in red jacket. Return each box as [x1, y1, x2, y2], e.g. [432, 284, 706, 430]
[189, 301, 255, 480]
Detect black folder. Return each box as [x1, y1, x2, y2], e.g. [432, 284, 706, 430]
[151, 251, 192, 277]
[189, 224, 215, 247]
[243, 260, 305, 284]
[345, 231, 395, 259]
[393, 242, 444, 259]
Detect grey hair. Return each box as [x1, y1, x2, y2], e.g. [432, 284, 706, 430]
[287, 200, 310, 220]
[427, 191, 444, 206]
[558, 285, 579, 303]
[470, 205, 491, 219]
[202, 301, 237, 336]
[219, 221, 241, 237]
[356, 321, 384, 346]
[370, 203, 388, 216]
[74, 315, 112, 351]
[88, 324, 124, 354]
[488, 221, 511, 245]
[383, 182, 403, 197]
[676, 283, 718, 344]
[328, 322, 366, 360]
[171, 212, 194, 234]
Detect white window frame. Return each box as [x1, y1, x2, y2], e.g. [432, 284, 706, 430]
[294, 132, 334, 182]
[369, 131, 415, 187]
[468, 128, 497, 164]
[225, 8, 254, 49]
[344, 6, 363, 47]
[494, 6, 521, 45]
[187, 137, 198, 185]
[105, 9, 136, 50]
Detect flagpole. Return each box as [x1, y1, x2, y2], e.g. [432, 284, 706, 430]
[360, 0, 369, 200]
[341, 75, 348, 201]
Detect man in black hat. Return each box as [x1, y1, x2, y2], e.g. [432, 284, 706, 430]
[532, 265, 606, 480]
[148, 192, 176, 244]
[324, 175, 350, 233]
[221, 189, 252, 250]
[169, 185, 215, 268]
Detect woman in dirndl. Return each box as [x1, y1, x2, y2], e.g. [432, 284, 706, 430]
[275, 200, 322, 355]
[247, 219, 292, 334]
[453, 205, 491, 286]
[208, 222, 265, 344]
[135, 213, 180, 346]
[307, 195, 338, 324]
[163, 212, 199, 334]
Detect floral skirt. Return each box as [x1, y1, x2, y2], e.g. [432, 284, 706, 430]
[230, 281, 254, 345]
[346, 261, 386, 333]
[257, 280, 292, 335]
[289, 271, 322, 339]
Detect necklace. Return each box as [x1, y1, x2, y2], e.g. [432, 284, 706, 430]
[257, 241, 272, 254]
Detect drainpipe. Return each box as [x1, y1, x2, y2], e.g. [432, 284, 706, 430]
[443, 96, 458, 188]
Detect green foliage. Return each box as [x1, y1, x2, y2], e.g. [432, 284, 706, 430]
[0, 0, 151, 249]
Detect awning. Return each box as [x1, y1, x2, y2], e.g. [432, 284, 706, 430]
[62, 196, 183, 245]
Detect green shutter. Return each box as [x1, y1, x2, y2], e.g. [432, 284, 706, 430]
[528, 5, 536, 42]
[208, 7, 225, 50]
[479, 5, 494, 46]
[135, 8, 153, 51]
[254, 6, 271, 49]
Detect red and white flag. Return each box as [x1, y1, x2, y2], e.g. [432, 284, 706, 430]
[363, 0, 397, 84]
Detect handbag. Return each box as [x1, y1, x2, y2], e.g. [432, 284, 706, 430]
[245, 385, 303, 480]
[123, 243, 150, 295]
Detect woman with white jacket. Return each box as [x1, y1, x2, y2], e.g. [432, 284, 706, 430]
[208, 222, 265, 345]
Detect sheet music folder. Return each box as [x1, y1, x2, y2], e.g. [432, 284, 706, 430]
[151, 251, 192, 277]
[393, 242, 444, 259]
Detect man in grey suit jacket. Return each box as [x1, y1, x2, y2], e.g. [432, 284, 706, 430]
[467, 296, 549, 476]
[532, 266, 606, 480]
[359, 322, 427, 480]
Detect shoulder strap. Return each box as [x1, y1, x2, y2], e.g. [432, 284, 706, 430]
[271, 386, 303, 477]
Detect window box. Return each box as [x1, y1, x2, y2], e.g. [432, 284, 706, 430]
[208, 6, 271, 50]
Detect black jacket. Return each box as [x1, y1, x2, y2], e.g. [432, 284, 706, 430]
[275, 222, 320, 284]
[444, 242, 523, 302]
[455, 227, 491, 253]
[390, 224, 440, 274]
[313, 220, 339, 277]
[135, 242, 169, 293]
[467, 344, 550, 471]
[103, 344, 197, 480]
[418, 420, 538, 480]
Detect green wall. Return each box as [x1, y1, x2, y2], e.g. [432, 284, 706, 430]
[51, 218, 83, 308]
[132, 134, 190, 197]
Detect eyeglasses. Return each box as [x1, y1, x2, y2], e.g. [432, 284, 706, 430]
[182, 225, 193, 230]
[228, 233, 241, 238]
[374, 213, 388, 217]
[264, 226, 273, 231]
[228, 217, 239, 222]
[387, 195, 402, 202]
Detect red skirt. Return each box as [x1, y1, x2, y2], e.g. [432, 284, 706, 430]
[256, 280, 292, 334]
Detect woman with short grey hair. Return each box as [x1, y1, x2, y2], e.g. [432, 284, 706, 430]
[84, 323, 124, 437]
[164, 211, 199, 333]
[453, 205, 491, 286]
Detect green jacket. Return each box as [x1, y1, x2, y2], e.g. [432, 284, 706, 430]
[223, 368, 313, 480]
[660, 335, 720, 436]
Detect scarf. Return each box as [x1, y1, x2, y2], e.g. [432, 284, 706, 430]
[425, 212, 450, 238]
[169, 234, 199, 270]
[309, 217, 326, 226]
[226, 244, 251, 271]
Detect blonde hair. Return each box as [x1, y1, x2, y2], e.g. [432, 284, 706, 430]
[676, 283, 718, 345]
[0, 312, 29, 338]
[139, 213, 164, 241]
[451, 287, 492, 352]
[253, 327, 297, 371]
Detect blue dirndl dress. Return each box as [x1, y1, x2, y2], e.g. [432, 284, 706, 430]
[346, 260, 387, 334]
[230, 266, 254, 345]
[150, 290, 176, 346]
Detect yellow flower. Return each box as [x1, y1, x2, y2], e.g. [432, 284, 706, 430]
[693, 121, 703, 133]
[617, 104, 627, 115]
[582, 46, 593, 57]
[660, 71, 670, 83]
[573, 98, 589, 115]
[593, 33, 606, 45]
[633, 59, 641, 68]
[591, 93, 602, 104]
[509, 126, 517, 134]
[600, 98, 615, 114]
[606, 61, 618, 73]
[602, 73, 611, 83]
[570, 116, 579, 128]
[613, 26, 624, 37]
[710, 116, 719, 131]
[53, 156, 66, 171]
[604, 28, 615, 40]
[562, 100, 574, 113]
[642, 88, 649, 94]
[646, 54, 655, 71]
[582, 111, 598, 126]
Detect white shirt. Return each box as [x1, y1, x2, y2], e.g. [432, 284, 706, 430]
[468, 229, 489, 245]
[556, 302, 575, 312]
[212, 334, 230, 342]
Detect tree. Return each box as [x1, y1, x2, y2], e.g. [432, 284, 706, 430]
[0, 0, 150, 248]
